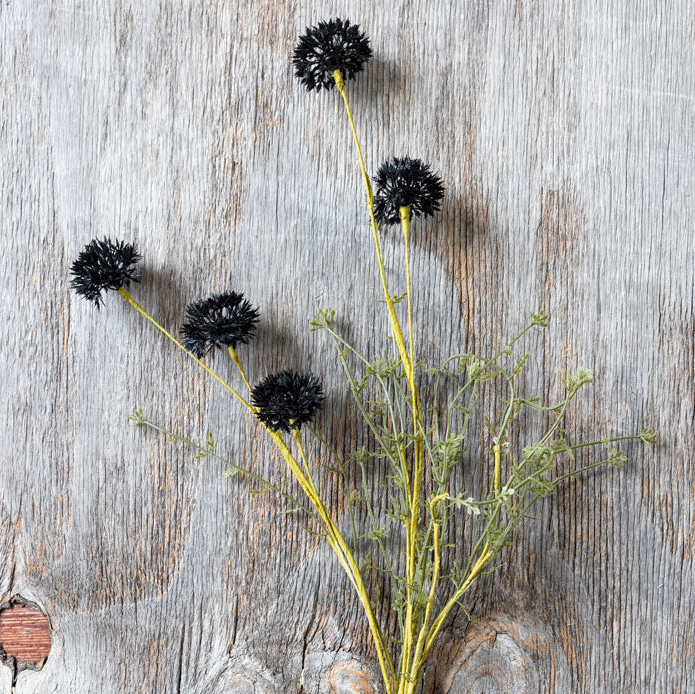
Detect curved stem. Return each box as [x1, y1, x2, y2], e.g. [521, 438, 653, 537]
[405, 495, 446, 691]
[228, 338, 395, 687]
[332, 69, 410, 377]
[228, 346, 252, 391]
[293, 429, 320, 496]
[268, 429, 397, 690]
[421, 444, 502, 658]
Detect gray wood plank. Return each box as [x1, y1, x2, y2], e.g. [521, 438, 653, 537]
[1, 0, 692, 691]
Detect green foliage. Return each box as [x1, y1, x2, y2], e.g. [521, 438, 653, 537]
[309, 307, 335, 332]
[127, 407, 145, 425]
[639, 427, 658, 446]
[193, 431, 216, 460]
[562, 367, 593, 393]
[310, 306, 655, 659]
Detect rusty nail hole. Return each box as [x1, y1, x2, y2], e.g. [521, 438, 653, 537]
[0, 595, 52, 686]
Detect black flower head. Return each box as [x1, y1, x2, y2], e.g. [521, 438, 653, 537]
[251, 370, 324, 432]
[70, 237, 141, 306]
[180, 292, 260, 359]
[292, 18, 372, 91]
[373, 157, 446, 226]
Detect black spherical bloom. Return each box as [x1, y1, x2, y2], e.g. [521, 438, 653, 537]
[251, 370, 324, 432]
[292, 18, 372, 92]
[180, 292, 260, 359]
[373, 157, 446, 226]
[70, 237, 141, 306]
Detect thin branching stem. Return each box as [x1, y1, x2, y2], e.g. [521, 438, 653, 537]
[136, 417, 319, 520]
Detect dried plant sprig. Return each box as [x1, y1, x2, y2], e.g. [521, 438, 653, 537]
[68, 19, 657, 694]
[128, 408, 321, 522]
[292, 18, 372, 92]
[373, 157, 446, 226]
[321, 49, 432, 689]
[251, 370, 324, 433]
[70, 237, 140, 306]
[180, 292, 260, 358]
[298, 23, 654, 694]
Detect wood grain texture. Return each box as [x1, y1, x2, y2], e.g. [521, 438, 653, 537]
[1, 0, 693, 691]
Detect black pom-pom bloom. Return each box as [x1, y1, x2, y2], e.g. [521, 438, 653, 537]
[292, 18, 372, 91]
[70, 237, 141, 306]
[180, 292, 260, 359]
[373, 157, 446, 226]
[251, 370, 324, 432]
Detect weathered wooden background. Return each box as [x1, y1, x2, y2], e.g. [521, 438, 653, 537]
[1, 0, 693, 692]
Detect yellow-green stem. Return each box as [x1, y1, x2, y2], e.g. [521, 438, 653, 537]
[421, 445, 502, 657]
[400, 206, 415, 376]
[332, 70, 427, 694]
[493, 443, 501, 492]
[405, 495, 447, 689]
[293, 429, 320, 496]
[262, 429, 397, 690]
[332, 69, 410, 377]
[228, 345, 393, 687]
[228, 346, 252, 391]
[400, 204, 423, 486]
[399, 204, 425, 692]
